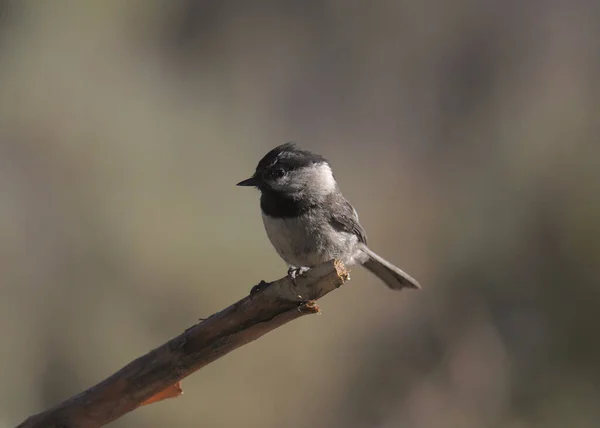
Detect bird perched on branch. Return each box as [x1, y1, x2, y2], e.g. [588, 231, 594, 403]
[237, 143, 420, 290]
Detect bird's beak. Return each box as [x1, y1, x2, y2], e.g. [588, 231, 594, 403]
[236, 176, 258, 187]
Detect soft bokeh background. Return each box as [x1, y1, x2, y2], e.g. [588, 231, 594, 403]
[1, 1, 599, 427]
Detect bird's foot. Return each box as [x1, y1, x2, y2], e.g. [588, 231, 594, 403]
[250, 280, 270, 298]
[287, 266, 310, 285]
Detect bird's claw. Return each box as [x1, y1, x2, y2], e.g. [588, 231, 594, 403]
[287, 266, 310, 286]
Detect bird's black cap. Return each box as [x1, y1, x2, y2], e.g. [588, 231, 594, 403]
[256, 142, 327, 172]
[237, 143, 327, 187]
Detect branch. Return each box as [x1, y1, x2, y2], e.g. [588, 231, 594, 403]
[17, 260, 349, 428]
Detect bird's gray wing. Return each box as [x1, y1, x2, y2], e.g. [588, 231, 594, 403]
[328, 195, 368, 244]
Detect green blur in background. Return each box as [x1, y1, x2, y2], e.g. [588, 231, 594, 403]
[0, 1, 599, 427]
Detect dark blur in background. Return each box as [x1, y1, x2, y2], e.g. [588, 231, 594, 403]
[1, 1, 599, 427]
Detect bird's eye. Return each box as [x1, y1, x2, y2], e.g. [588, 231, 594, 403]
[271, 168, 286, 178]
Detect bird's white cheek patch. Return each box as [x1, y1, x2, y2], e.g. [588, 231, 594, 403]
[313, 163, 337, 195]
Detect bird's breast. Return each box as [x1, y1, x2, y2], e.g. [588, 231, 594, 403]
[261, 213, 319, 267]
[261, 212, 357, 268]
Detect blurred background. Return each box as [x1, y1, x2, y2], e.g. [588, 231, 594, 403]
[1, 1, 599, 427]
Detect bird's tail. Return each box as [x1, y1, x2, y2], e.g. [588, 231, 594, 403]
[357, 244, 421, 290]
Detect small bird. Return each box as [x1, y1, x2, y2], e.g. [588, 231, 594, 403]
[237, 143, 420, 290]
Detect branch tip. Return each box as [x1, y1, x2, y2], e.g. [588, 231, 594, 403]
[334, 260, 350, 282]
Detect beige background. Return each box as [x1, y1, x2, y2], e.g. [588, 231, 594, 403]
[1, 1, 599, 427]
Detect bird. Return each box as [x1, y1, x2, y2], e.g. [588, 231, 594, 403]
[237, 142, 420, 290]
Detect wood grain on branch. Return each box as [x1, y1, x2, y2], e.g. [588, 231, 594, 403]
[17, 260, 349, 428]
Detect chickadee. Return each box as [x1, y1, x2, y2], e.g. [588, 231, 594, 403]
[237, 143, 420, 290]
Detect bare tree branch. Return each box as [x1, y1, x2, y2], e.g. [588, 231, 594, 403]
[17, 260, 349, 428]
